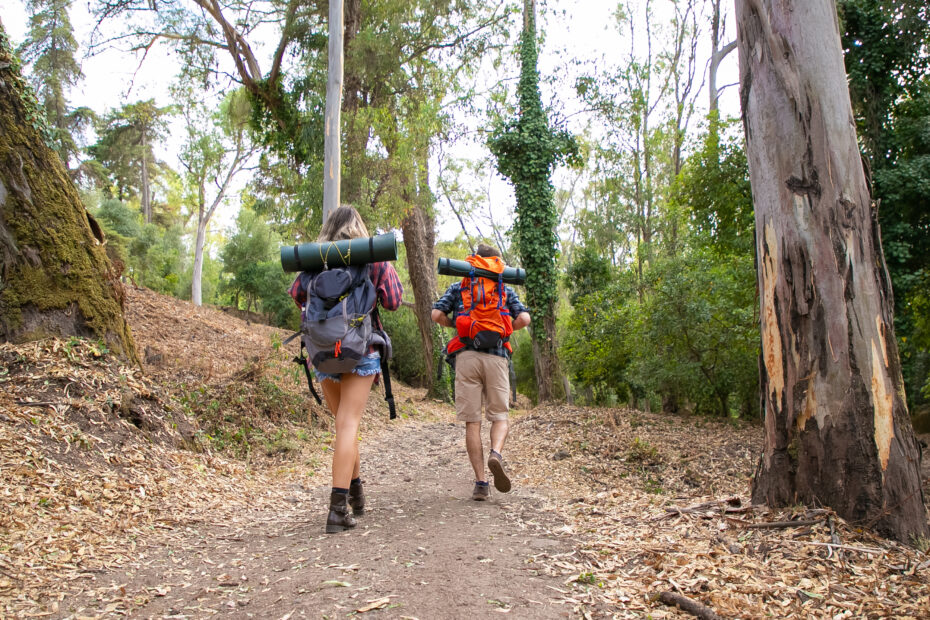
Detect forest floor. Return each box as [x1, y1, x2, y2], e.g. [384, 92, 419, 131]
[1, 286, 928, 619]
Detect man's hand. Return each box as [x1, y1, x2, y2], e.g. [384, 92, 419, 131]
[512, 312, 531, 331]
[431, 309, 453, 328]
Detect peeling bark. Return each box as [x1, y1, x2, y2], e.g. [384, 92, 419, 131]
[736, 0, 927, 542]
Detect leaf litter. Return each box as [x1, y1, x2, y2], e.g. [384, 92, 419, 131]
[1, 285, 928, 618]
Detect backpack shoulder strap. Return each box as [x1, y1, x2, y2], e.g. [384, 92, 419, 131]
[292, 338, 322, 405]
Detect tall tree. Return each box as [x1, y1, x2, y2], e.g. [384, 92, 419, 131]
[735, 0, 927, 542]
[322, 0, 343, 224]
[0, 23, 137, 361]
[178, 88, 255, 306]
[489, 0, 578, 402]
[89, 100, 173, 223]
[707, 0, 736, 118]
[16, 0, 91, 169]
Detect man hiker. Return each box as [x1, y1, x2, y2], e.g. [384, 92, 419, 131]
[431, 244, 531, 500]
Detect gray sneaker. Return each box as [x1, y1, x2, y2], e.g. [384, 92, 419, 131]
[487, 451, 511, 493]
[472, 482, 490, 501]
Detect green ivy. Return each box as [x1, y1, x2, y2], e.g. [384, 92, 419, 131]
[0, 26, 56, 148]
[487, 11, 578, 341]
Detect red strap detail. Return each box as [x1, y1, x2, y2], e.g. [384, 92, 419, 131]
[334, 340, 342, 357]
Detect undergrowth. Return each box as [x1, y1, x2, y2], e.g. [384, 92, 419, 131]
[176, 358, 322, 459]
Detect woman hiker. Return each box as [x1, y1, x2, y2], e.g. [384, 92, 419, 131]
[288, 206, 403, 532]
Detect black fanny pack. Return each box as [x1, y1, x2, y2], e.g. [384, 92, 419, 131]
[465, 330, 508, 351]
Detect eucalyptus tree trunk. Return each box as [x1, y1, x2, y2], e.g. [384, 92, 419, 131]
[191, 216, 207, 306]
[140, 127, 152, 223]
[708, 0, 736, 118]
[323, 0, 344, 224]
[0, 29, 138, 362]
[736, 0, 927, 542]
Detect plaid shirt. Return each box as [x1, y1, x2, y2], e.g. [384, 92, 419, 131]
[289, 261, 403, 330]
[433, 282, 529, 359]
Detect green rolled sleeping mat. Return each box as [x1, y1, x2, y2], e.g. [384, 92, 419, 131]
[437, 257, 526, 285]
[280, 232, 398, 272]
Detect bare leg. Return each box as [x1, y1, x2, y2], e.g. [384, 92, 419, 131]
[331, 373, 375, 488]
[322, 378, 361, 480]
[465, 421, 486, 482]
[489, 419, 509, 454]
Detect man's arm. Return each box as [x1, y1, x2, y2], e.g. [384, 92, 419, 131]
[505, 286, 531, 331]
[431, 283, 459, 328]
[431, 308, 454, 328]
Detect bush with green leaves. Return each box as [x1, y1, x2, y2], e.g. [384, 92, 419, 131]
[220, 207, 297, 327]
[381, 306, 427, 387]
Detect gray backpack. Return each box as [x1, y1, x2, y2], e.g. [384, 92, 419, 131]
[299, 264, 391, 374]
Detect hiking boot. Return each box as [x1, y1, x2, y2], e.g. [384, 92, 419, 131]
[325, 491, 357, 533]
[487, 451, 511, 493]
[348, 479, 365, 515]
[472, 481, 490, 501]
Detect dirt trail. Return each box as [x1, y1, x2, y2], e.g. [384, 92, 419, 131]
[58, 418, 579, 619]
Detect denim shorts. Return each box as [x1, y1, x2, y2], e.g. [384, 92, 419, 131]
[314, 353, 381, 383]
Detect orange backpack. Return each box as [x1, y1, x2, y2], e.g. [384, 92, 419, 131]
[446, 255, 514, 356]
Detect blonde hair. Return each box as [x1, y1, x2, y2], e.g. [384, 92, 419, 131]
[317, 205, 370, 242]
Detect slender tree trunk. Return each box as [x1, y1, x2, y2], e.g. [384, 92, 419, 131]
[140, 128, 151, 223]
[341, 0, 367, 206]
[323, 0, 344, 223]
[192, 218, 207, 306]
[709, 0, 736, 118]
[0, 35, 137, 362]
[736, 0, 927, 542]
[401, 205, 437, 391]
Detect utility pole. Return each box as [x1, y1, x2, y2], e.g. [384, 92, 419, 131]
[323, 0, 344, 224]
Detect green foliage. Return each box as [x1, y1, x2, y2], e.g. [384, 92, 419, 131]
[17, 0, 88, 166]
[838, 0, 930, 160]
[381, 307, 427, 387]
[88, 99, 173, 202]
[630, 251, 759, 417]
[565, 245, 613, 307]
[129, 223, 188, 296]
[562, 123, 759, 417]
[673, 121, 754, 256]
[840, 1, 930, 408]
[220, 208, 297, 328]
[488, 15, 580, 337]
[561, 274, 636, 406]
[0, 24, 55, 148]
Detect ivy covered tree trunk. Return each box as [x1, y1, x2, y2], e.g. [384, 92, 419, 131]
[0, 27, 137, 362]
[736, 0, 927, 542]
[488, 0, 577, 402]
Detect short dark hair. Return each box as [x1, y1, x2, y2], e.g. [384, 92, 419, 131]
[475, 243, 501, 258]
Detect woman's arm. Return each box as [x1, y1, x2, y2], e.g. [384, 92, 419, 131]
[372, 262, 403, 311]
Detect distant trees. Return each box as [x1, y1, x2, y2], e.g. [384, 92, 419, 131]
[89, 100, 173, 223]
[16, 0, 93, 170]
[176, 87, 255, 306]
[735, 0, 927, 543]
[220, 208, 295, 327]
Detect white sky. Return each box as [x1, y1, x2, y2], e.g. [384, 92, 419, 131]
[2, 0, 741, 240]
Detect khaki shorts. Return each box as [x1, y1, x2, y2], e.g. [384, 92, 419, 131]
[454, 350, 510, 423]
